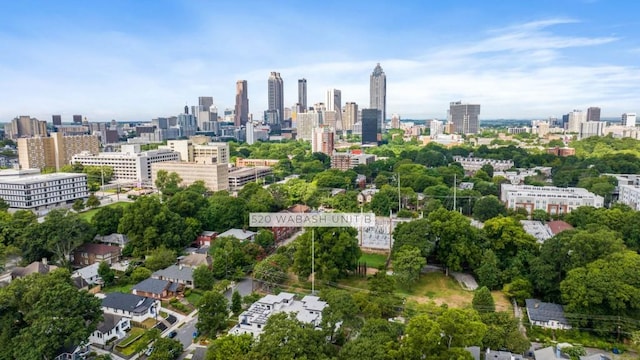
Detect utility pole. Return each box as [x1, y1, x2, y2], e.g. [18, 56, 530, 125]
[311, 229, 315, 294]
[397, 173, 401, 211]
[453, 173, 457, 212]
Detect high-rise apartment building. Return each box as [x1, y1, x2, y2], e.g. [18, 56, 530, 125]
[311, 126, 335, 155]
[579, 121, 605, 140]
[567, 110, 586, 133]
[6, 116, 48, 139]
[391, 114, 401, 129]
[448, 101, 481, 134]
[342, 102, 358, 132]
[430, 120, 444, 137]
[235, 80, 249, 127]
[298, 79, 307, 112]
[177, 113, 197, 138]
[622, 113, 637, 127]
[587, 107, 601, 122]
[361, 108, 381, 144]
[52, 115, 62, 126]
[296, 110, 323, 141]
[268, 72, 284, 125]
[17, 133, 100, 170]
[73, 115, 83, 124]
[369, 63, 387, 126]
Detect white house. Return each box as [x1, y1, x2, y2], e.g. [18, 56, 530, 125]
[525, 299, 572, 330]
[229, 292, 327, 337]
[72, 262, 101, 285]
[101, 293, 161, 323]
[217, 228, 257, 242]
[89, 313, 131, 346]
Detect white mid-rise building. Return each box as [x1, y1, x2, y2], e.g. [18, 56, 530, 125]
[71, 144, 179, 184]
[453, 156, 514, 173]
[622, 113, 637, 127]
[619, 185, 640, 211]
[500, 184, 604, 215]
[229, 292, 327, 338]
[578, 121, 605, 140]
[429, 119, 443, 137]
[567, 110, 586, 133]
[0, 171, 88, 210]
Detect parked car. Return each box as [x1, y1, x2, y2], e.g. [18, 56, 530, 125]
[145, 346, 154, 356]
[168, 330, 177, 338]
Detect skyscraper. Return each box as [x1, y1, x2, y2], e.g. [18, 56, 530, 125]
[199, 96, 214, 110]
[587, 107, 601, 122]
[268, 72, 284, 124]
[567, 110, 586, 133]
[369, 63, 386, 128]
[448, 101, 481, 134]
[326, 89, 342, 113]
[361, 108, 381, 144]
[235, 80, 249, 127]
[73, 115, 83, 124]
[298, 79, 307, 112]
[52, 115, 62, 126]
[342, 102, 358, 132]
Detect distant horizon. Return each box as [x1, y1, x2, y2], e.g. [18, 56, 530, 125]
[2, 1, 640, 120]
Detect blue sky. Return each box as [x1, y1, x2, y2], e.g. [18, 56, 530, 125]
[1, 0, 639, 121]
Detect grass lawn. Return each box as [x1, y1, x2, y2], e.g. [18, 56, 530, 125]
[397, 272, 474, 308]
[358, 253, 388, 269]
[117, 327, 145, 348]
[101, 283, 133, 294]
[141, 318, 157, 329]
[492, 290, 512, 312]
[186, 291, 203, 306]
[78, 201, 130, 222]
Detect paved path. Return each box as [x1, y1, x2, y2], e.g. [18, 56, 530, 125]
[450, 271, 479, 290]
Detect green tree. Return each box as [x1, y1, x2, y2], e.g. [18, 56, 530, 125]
[0, 269, 103, 360]
[475, 250, 502, 290]
[320, 289, 363, 342]
[480, 312, 530, 354]
[338, 318, 402, 360]
[144, 246, 176, 271]
[254, 229, 275, 251]
[167, 189, 209, 218]
[98, 261, 115, 286]
[207, 334, 254, 360]
[148, 337, 183, 360]
[392, 245, 426, 289]
[293, 227, 360, 281]
[231, 290, 242, 315]
[392, 218, 435, 257]
[193, 265, 216, 290]
[72, 198, 85, 212]
[130, 266, 152, 283]
[428, 208, 478, 275]
[503, 278, 532, 305]
[472, 195, 507, 222]
[366, 271, 402, 318]
[0, 198, 9, 212]
[253, 253, 290, 289]
[197, 290, 229, 336]
[38, 209, 95, 265]
[480, 164, 494, 178]
[437, 308, 487, 349]
[92, 205, 124, 236]
[155, 170, 183, 197]
[399, 315, 444, 358]
[86, 194, 101, 208]
[472, 286, 495, 313]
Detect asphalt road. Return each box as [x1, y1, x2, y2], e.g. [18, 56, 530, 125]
[174, 317, 198, 350]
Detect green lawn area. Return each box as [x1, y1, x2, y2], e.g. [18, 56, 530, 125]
[116, 327, 145, 349]
[397, 272, 474, 307]
[101, 283, 133, 294]
[78, 201, 130, 222]
[358, 253, 388, 269]
[186, 290, 203, 306]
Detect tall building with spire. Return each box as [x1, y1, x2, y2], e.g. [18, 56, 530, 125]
[268, 72, 284, 125]
[298, 79, 307, 112]
[235, 80, 249, 127]
[369, 63, 386, 132]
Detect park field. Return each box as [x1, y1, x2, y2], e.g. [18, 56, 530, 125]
[78, 201, 130, 222]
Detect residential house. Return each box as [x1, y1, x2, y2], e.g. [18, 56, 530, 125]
[196, 230, 217, 247]
[179, 253, 211, 268]
[132, 278, 179, 299]
[54, 344, 90, 360]
[357, 189, 379, 205]
[272, 204, 310, 243]
[89, 313, 131, 346]
[10, 259, 58, 281]
[101, 292, 161, 323]
[72, 243, 121, 267]
[152, 264, 194, 288]
[525, 299, 572, 330]
[485, 349, 524, 360]
[218, 228, 257, 242]
[230, 292, 327, 337]
[72, 262, 101, 285]
[94, 233, 129, 248]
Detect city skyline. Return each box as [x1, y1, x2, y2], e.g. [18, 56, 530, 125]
[1, 1, 640, 121]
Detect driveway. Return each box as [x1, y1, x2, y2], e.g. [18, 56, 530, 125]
[450, 271, 479, 290]
[224, 278, 254, 301]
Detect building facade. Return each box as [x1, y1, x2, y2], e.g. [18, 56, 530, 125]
[71, 145, 179, 184]
[342, 102, 358, 132]
[228, 167, 273, 190]
[151, 162, 229, 192]
[448, 101, 481, 134]
[298, 78, 307, 112]
[361, 108, 381, 144]
[311, 126, 335, 155]
[500, 184, 604, 215]
[453, 156, 515, 173]
[0, 172, 88, 210]
[6, 116, 48, 139]
[622, 113, 637, 127]
[586, 107, 601, 122]
[268, 72, 284, 125]
[369, 63, 386, 125]
[235, 80, 249, 127]
[17, 133, 100, 170]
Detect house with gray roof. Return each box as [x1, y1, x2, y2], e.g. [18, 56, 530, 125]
[218, 228, 257, 242]
[101, 292, 161, 323]
[525, 298, 572, 330]
[89, 313, 131, 346]
[72, 262, 101, 285]
[132, 278, 179, 299]
[152, 264, 194, 288]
